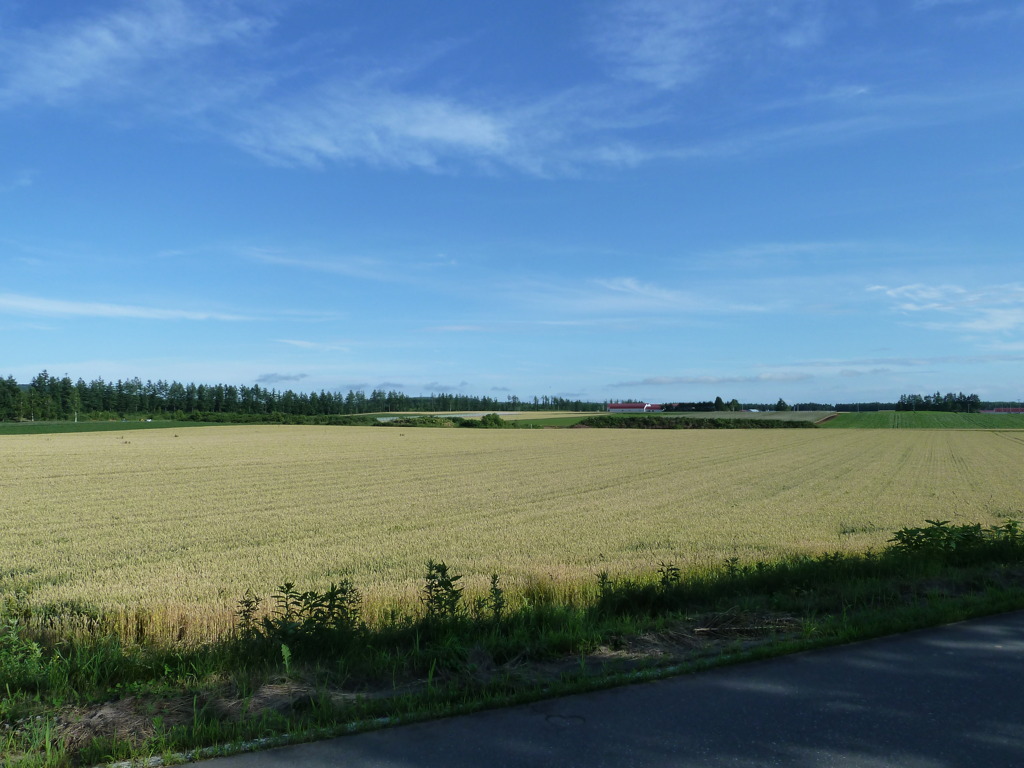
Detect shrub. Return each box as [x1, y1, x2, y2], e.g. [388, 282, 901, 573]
[422, 560, 464, 621]
[887, 518, 1024, 565]
[0, 618, 49, 691]
[236, 580, 362, 658]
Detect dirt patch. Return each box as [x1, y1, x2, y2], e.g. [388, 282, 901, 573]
[53, 611, 800, 757]
[59, 695, 199, 753]
[591, 611, 801, 669]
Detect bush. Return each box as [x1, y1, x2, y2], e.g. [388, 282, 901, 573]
[887, 519, 1024, 565]
[236, 581, 362, 658]
[422, 560, 464, 621]
[480, 413, 505, 428]
[0, 618, 49, 691]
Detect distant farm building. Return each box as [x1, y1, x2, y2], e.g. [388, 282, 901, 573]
[607, 402, 664, 413]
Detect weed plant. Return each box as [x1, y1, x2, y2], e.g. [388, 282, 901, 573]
[3, 521, 1024, 766]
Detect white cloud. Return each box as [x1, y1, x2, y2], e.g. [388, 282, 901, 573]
[961, 5, 1024, 24]
[0, 2, 870, 175]
[959, 308, 1024, 333]
[275, 339, 350, 352]
[594, 277, 690, 306]
[589, 0, 824, 91]
[255, 372, 309, 385]
[870, 283, 1024, 334]
[5, 1, 1021, 179]
[612, 372, 813, 387]
[240, 246, 464, 283]
[914, 0, 1024, 25]
[523, 276, 770, 316]
[229, 82, 512, 171]
[0, 0, 269, 108]
[789, 352, 1024, 370]
[868, 283, 970, 311]
[421, 381, 470, 392]
[0, 169, 35, 193]
[0, 293, 249, 321]
[839, 368, 893, 378]
[241, 248, 396, 281]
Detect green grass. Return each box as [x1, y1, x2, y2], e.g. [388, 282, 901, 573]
[9, 410, 1022, 435]
[514, 411, 831, 428]
[0, 420, 219, 435]
[661, 410, 831, 423]
[511, 416, 590, 427]
[819, 411, 1024, 429]
[5, 521, 1024, 766]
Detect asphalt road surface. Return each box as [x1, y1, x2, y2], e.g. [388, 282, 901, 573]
[201, 611, 1024, 767]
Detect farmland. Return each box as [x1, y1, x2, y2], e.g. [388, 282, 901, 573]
[820, 411, 1024, 429]
[509, 410, 833, 428]
[4, 425, 1024, 644]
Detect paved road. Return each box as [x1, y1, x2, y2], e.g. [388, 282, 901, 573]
[201, 611, 1024, 767]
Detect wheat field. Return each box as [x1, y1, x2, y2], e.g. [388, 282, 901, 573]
[3, 425, 1023, 641]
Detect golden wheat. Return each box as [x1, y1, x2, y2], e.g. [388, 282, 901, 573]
[2, 426, 1022, 641]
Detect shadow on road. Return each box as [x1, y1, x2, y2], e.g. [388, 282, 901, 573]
[204, 612, 1024, 767]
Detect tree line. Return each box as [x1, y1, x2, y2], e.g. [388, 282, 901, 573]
[0, 371, 606, 421]
[895, 392, 981, 412]
[0, 371, 993, 422]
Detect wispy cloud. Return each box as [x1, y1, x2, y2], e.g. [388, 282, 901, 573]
[522, 276, 769, 316]
[0, 0, 270, 109]
[958, 5, 1024, 24]
[5, 1, 1021, 179]
[914, 0, 1024, 24]
[612, 372, 813, 387]
[275, 339, 350, 352]
[0, 293, 249, 321]
[869, 283, 971, 312]
[700, 241, 867, 263]
[783, 352, 1024, 371]
[0, 169, 35, 193]
[870, 283, 1024, 333]
[588, 0, 824, 91]
[421, 381, 470, 392]
[839, 368, 893, 378]
[593, 277, 688, 307]
[241, 248, 396, 282]
[229, 81, 513, 171]
[255, 372, 308, 385]
[0, 1, 887, 175]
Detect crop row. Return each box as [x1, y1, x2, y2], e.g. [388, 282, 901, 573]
[3, 426, 1022, 643]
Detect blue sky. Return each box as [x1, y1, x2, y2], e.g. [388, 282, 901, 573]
[2, 0, 1023, 404]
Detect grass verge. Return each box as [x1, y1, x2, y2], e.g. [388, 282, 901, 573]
[3, 520, 1024, 766]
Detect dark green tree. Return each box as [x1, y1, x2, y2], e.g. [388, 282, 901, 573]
[0, 376, 21, 420]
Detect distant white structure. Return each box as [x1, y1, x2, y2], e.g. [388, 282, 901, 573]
[607, 402, 664, 413]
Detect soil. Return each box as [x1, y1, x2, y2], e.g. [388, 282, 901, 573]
[52, 609, 801, 759]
